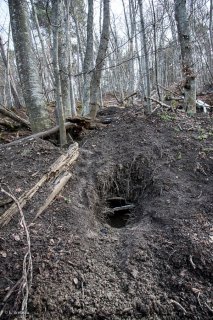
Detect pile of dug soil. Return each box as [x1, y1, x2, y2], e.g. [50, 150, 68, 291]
[0, 106, 213, 319]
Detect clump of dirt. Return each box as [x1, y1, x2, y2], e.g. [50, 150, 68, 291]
[0, 106, 213, 319]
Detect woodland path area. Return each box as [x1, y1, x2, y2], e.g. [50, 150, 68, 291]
[0, 104, 213, 319]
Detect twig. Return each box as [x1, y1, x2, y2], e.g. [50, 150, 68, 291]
[150, 106, 161, 114]
[197, 292, 202, 308]
[205, 302, 213, 314]
[170, 299, 187, 314]
[197, 190, 203, 199]
[177, 124, 183, 131]
[0, 188, 32, 320]
[189, 255, 196, 269]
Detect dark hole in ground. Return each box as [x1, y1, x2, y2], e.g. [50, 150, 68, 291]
[96, 156, 157, 228]
[106, 209, 131, 228]
[105, 197, 134, 228]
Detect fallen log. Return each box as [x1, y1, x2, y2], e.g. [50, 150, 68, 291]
[0, 142, 79, 226]
[147, 97, 172, 109]
[0, 122, 77, 148]
[0, 107, 30, 128]
[0, 120, 20, 130]
[66, 116, 92, 129]
[31, 171, 72, 223]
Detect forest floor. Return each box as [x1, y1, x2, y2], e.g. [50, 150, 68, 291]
[0, 101, 213, 319]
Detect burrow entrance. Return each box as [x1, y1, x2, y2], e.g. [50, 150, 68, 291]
[96, 155, 157, 229]
[105, 197, 134, 228]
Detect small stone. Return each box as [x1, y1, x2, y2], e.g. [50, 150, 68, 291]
[131, 269, 139, 279]
[0, 251, 7, 258]
[73, 277, 78, 285]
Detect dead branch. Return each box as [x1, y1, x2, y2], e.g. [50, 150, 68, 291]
[31, 171, 72, 223]
[0, 188, 32, 320]
[0, 142, 79, 226]
[124, 91, 138, 101]
[0, 107, 30, 128]
[0, 122, 77, 148]
[112, 90, 123, 104]
[112, 204, 135, 212]
[157, 84, 178, 96]
[150, 106, 161, 115]
[148, 97, 172, 110]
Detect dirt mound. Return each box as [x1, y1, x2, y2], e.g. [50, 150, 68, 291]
[0, 107, 213, 319]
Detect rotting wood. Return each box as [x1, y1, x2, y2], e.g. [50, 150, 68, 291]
[66, 116, 92, 129]
[0, 142, 79, 226]
[0, 122, 77, 148]
[0, 106, 30, 128]
[0, 120, 20, 130]
[30, 171, 72, 223]
[66, 116, 111, 128]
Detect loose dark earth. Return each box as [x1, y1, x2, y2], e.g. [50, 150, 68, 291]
[0, 106, 213, 319]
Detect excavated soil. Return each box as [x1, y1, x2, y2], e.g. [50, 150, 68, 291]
[0, 106, 213, 319]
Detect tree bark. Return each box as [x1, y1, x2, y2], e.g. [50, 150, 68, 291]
[8, 0, 51, 132]
[52, 0, 67, 146]
[58, 0, 72, 118]
[0, 35, 22, 108]
[89, 0, 110, 119]
[82, 0, 94, 116]
[175, 0, 196, 113]
[138, 0, 152, 114]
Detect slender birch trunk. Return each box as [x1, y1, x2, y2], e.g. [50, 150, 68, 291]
[65, 0, 77, 117]
[89, 0, 110, 119]
[58, 0, 72, 118]
[82, 0, 94, 116]
[138, 0, 151, 114]
[0, 35, 22, 108]
[175, 0, 196, 113]
[8, 0, 50, 132]
[52, 0, 67, 146]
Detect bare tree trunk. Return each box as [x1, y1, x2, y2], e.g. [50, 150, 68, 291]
[138, 0, 151, 114]
[82, 0, 94, 115]
[65, 0, 77, 118]
[151, 0, 161, 101]
[58, 0, 72, 118]
[175, 0, 196, 113]
[0, 35, 22, 108]
[5, 25, 13, 108]
[52, 0, 67, 146]
[209, 0, 213, 72]
[30, 0, 54, 83]
[8, 0, 51, 132]
[89, 0, 110, 119]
